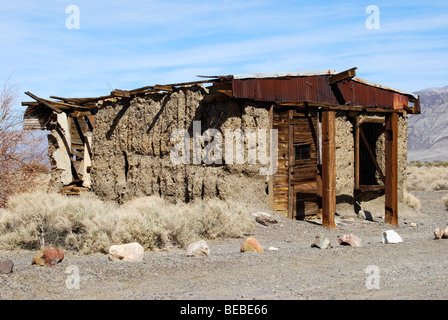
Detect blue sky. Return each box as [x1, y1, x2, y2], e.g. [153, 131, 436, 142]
[1, 0, 447, 107]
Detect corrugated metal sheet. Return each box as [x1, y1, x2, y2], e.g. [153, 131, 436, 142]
[352, 77, 418, 100]
[337, 80, 397, 109]
[232, 76, 338, 103]
[232, 75, 415, 110]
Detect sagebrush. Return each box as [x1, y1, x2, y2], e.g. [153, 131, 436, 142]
[0, 191, 255, 253]
[407, 164, 448, 191]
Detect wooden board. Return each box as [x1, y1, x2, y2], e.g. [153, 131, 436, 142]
[289, 112, 319, 220]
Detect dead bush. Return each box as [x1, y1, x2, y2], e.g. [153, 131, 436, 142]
[403, 190, 421, 210]
[0, 191, 255, 253]
[407, 164, 448, 191]
[0, 80, 48, 206]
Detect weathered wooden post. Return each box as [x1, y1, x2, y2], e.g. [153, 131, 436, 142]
[321, 110, 337, 229]
[385, 112, 398, 226]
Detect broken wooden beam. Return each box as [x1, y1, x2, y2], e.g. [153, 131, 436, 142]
[153, 85, 174, 92]
[328, 67, 357, 85]
[111, 90, 131, 98]
[24, 92, 63, 114]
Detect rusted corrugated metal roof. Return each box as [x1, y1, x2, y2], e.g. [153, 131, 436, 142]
[232, 76, 338, 104]
[229, 70, 419, 111]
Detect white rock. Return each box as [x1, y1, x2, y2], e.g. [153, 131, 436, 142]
[186, 240, 209, 257]
[434, 227, 444, 239]
[338, 234, 362, 247]
[311, 235, 332, 249]
[268, 247, 279, 251]
[108, 242, 144, 262]
[358, 210, 374, 221]
[382, 230, 403, 244]
[251, 212, 271, 218]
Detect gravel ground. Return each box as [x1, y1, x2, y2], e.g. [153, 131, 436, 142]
[0, 190, 447, 302]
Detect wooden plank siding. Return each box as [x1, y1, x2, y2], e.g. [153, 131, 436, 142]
[272, 108, 320, 219]
[272, 109, 290, 215]
[289, 111, 319, 220]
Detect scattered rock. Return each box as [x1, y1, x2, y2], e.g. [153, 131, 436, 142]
[410, 223, 417, 228]
[382, 230, 403, 244]
[32, 251, 46, 266]
[255, 216, 278, 226]
[44, 247, 65, 266]
[32, 248, 64, 267]
[186, 240, 210, 257]
[0, 258, 14, 274]
[251, 212, 271, 218]
[338, 234, 362, 247]
[240, 237, 264, 253]
[357, 210, 374, 221]
[434, 227, 444, 240]
[311, 235, 332, 249]
[108, 242, 144, 262]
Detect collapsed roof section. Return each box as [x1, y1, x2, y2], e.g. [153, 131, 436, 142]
[22, 67, 420, 130]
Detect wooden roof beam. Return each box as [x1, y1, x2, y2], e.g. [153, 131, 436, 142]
[276, 100, 404, 113]
[24, 91, 63, 114]
[328, 67, 357, 85]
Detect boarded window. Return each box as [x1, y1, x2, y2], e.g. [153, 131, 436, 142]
[294, 144, 311, 161]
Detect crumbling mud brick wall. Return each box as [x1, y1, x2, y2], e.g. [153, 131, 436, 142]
[46, 113, 74, 190]
[90, 85, 273, 206]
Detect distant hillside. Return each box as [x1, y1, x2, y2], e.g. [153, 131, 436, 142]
[407, 85, 448, 162]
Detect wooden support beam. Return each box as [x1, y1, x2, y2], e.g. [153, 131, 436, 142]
[328, 67, 357, 85]
[277, 100, 404, 114]
[72, 117, 93, 160]
[321, 111, 337, 229]
[24, 92, 63, 114]
[111, 90, 131, 98]
[153, 85, 174, 92]
[385, 112, 398, 226]
[354, 118, 360, 190]
[287, 109, 294, 220]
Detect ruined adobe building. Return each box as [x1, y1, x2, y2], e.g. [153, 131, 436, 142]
[23, 68, 421, 228]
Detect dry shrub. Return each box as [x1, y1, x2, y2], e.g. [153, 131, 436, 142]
[442, 194, 448, 210]
[403, 190, 421, 210]
[0, 191, 255, 253]
[407, 165, 448, 191]
[0, 80, 48, 206]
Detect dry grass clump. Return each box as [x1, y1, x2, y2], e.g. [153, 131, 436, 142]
[406, 164, 448, 191]
[403, 190, 421, 210]
[442, 194, 448, 210]
[0, 191, 255, 253]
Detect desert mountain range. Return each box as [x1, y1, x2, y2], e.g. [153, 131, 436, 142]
[407, 85, 448, 162]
